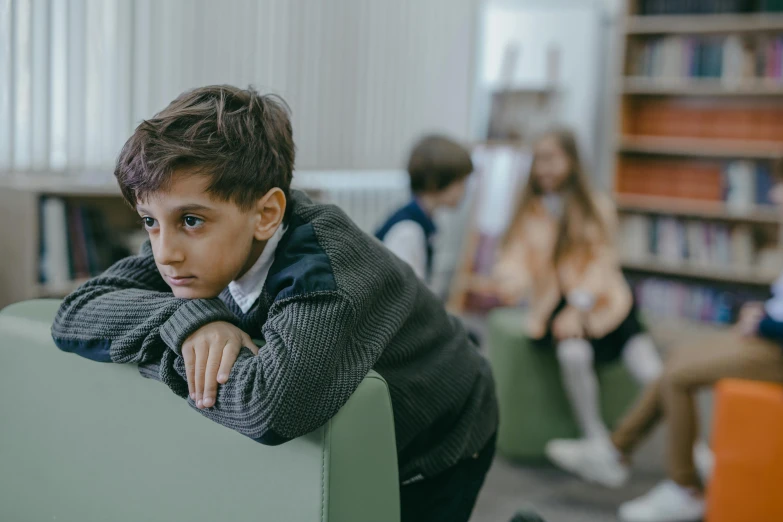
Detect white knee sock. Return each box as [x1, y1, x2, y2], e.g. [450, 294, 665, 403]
[556, 338, 610, 442]
[622, 334, 663, 385]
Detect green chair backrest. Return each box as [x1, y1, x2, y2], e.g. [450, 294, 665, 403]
[0, 299, 400, 522]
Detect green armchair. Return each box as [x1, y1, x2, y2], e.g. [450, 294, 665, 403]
[0, 299, 400, 522]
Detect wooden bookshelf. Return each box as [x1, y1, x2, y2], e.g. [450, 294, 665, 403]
[615, 1, 783, 323]
[616, 195, 780, 225]
[0, 174, 139, 309]
[621, 259, 775, 286]
[618, 135, 783, 159]
[625, 13, 783, 35]
[623, 77, 783, 97]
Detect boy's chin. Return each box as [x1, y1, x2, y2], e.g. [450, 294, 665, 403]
[169, 286, 221, 300]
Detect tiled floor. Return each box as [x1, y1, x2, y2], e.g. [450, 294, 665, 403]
[469, 427, 666, 522]
[469, 390, 713, 522]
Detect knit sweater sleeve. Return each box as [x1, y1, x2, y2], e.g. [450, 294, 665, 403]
[51, 241, 238, 364]
[177, 290, 381, 444]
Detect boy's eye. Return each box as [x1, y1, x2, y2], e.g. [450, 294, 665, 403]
[183, 215, 205, 228]
[142, 217, 157, 229]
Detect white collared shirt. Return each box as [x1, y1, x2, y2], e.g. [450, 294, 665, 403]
[382, 220, 428, 281]
[228, 224, 287, 313]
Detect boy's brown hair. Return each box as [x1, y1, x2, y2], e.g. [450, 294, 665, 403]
[115, 85, 295, 210]
[407, 135, 473, 194]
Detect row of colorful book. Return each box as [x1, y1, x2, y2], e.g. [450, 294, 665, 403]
[621, 214, 756, 269]
[637, 0, 783, 14]
[617, 158, 775, 203]
[625, 98, 783, 141]
[628, 35, 783, 81]
[38, 197, 134, 285]
[632, 277, 759, 325]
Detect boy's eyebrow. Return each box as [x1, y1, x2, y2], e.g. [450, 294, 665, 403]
[173, 204, 214, 213]
[135, 203, 214, 215]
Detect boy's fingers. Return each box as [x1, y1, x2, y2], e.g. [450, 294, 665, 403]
[217, 340, 241, 384]
[182, 343, 196, 401]
[194, 340, 208, 408]
[202, 341, 225, 408]
[242, 333, 259, 355]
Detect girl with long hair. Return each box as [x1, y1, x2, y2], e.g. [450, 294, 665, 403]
[493, 128, 662, 487]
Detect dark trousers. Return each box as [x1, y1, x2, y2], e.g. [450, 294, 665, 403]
[400, 434, 496, 522]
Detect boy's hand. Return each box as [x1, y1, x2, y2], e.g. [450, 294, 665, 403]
[181, 321, 258, 409]
[735, 302, 765, 337]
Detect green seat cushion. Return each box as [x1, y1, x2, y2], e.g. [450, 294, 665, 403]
[487, 307, 640, 461]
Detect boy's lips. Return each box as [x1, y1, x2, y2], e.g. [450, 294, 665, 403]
[165, 275, 196, 286]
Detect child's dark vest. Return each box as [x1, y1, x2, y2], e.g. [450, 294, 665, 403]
[375, 199, 436, 280]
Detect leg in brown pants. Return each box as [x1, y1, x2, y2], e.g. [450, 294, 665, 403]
[611, 331, 783, 488]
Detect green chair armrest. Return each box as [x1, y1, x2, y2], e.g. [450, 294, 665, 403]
[0, 299, 399, 522]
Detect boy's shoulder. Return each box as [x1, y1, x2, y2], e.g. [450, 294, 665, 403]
[265, 190, 410, 302]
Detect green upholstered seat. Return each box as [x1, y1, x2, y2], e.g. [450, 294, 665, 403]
[487, 307, 640, 461]
[0, 299, 400, 522]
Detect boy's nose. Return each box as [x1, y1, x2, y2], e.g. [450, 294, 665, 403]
[156, 231, 185, 265]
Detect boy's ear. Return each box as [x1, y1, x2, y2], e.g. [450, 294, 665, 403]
[253, 188, 286, 241]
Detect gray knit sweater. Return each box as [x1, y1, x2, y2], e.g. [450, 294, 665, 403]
[51, 190, 498, 482]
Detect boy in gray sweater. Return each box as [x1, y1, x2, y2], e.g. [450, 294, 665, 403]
[51, 85, 498, 522]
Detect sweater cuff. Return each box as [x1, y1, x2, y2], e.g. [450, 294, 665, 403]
[159, 298, 237, 354]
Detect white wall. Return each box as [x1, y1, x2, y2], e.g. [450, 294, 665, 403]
[474, 0, 625, 187]
[1, 0, 478, 174]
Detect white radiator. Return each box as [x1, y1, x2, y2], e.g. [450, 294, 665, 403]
[292, 169, 470, 297]
[293, 170, 410, 234]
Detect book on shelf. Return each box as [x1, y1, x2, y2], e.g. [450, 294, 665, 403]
[628, 99, 783, 142]
[724, 159, 775, 208]
[628, 34, 783, 83]
[618, 158, 776, 203]
[40, 197, 71, 286]
[620, 214, 756, 270]
[632, 277, 759, 325]
[637, 0, 772, 15]
[38, 198, 134, 286]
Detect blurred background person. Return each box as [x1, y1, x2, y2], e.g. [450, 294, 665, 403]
[376, 135, 473, 284]
[546, 167, 783, 522]
[493, 129, 662, 481]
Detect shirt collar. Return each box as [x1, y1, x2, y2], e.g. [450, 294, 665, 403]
[228, 224, 287, 313]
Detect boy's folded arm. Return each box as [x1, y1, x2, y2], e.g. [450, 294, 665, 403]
[182, 290, 383, 444]
[51, 241, 237, 364]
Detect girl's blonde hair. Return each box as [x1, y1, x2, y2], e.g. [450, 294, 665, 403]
[503, 128, 607, 263]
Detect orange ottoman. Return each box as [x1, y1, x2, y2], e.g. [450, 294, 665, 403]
[707, 379, 783, 522]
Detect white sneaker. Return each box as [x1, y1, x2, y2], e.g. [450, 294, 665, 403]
[693, 441, 714, 484]
[618, 480, 705, 522]
[545, 438, 629, 488]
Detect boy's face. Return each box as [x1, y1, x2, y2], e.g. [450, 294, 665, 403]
[439, 178, 468, 208]
[136, 169, 281, 299]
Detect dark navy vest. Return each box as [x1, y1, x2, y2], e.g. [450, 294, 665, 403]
[375, 199, 437, 280]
